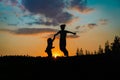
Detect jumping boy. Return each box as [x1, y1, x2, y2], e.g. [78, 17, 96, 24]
[54, 24, 76, 57]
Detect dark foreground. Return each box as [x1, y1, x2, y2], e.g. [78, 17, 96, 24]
[0, 54, 120, 80]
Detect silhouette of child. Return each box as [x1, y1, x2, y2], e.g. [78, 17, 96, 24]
[45, 36, 55, 57]
[54, 24, 76, 57]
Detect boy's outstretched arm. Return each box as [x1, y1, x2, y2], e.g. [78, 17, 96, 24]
[67, 31, 76, 35]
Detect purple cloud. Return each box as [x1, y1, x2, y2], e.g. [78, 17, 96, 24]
[21, 0, 86, 26]
[0, 0, 87, 26]
[0, 28, 79, 38]
[0, 28, 58, 35]
[70, 0, 87, 10]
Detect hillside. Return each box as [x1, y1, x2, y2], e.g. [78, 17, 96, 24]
[0, 54, 120, 80]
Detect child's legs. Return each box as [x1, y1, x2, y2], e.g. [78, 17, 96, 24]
[47, 50, 52, 57]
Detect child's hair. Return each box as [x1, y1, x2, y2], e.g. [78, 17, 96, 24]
[47, 38, 52, 43]
[47, 38, 52, 41]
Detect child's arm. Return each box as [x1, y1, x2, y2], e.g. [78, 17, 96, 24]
[52, 36, 55, 48]
[52, 31, 59, 42]
[54, 31, 60, 37]
[52, 35, 55, 41]
[52, 31, 60, 41]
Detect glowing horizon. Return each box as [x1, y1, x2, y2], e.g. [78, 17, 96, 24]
[0, 0, 120, 57]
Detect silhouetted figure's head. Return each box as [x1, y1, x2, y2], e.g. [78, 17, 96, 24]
[47, 38, 52, 43]
[60, 24, 66, 30]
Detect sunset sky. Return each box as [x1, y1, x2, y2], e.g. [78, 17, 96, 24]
[0, 0, 120, 57]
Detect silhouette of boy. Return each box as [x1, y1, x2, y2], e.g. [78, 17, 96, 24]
[54, 24, 76, 57]
[45, 36, 55, 57]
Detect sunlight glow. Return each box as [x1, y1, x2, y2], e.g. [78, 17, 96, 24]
[53, 52, 62, 58]
[54, 54, 57, 58]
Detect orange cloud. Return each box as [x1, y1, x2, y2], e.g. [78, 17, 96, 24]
[66, 17, 79, 25]
[70, 6, 94, 14]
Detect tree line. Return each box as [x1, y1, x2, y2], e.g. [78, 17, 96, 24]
[76, 36, 120, 56]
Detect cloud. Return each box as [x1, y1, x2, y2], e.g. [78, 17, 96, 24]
[80, 8, 94, 14]
[0, 27, 79, 39]
[66, 17, 79, 25]
[87, 23, 97, 29]
[0, 0, 95, 27]
[21, 0, 70, 26]
[99, 19, 108, 25]
[75, 23, 97, 33]
[8, 23, 18, 26]
[21, 0, 87, 26]
[75, 26, 81, 29]
[67, 35, 80, 38]
[0, 28, 58, 35]
[81, 23, 97, 29]
[75, 20, 108, 33]
[70, 6, 94, 14]
[0, 0, 88, 26]
[68, 0, 94, 14]
[75, 19, 108, 34]
[70, 0, 87, 9]
[13, 28, 58, 35]
[0, 28, 12, 32]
